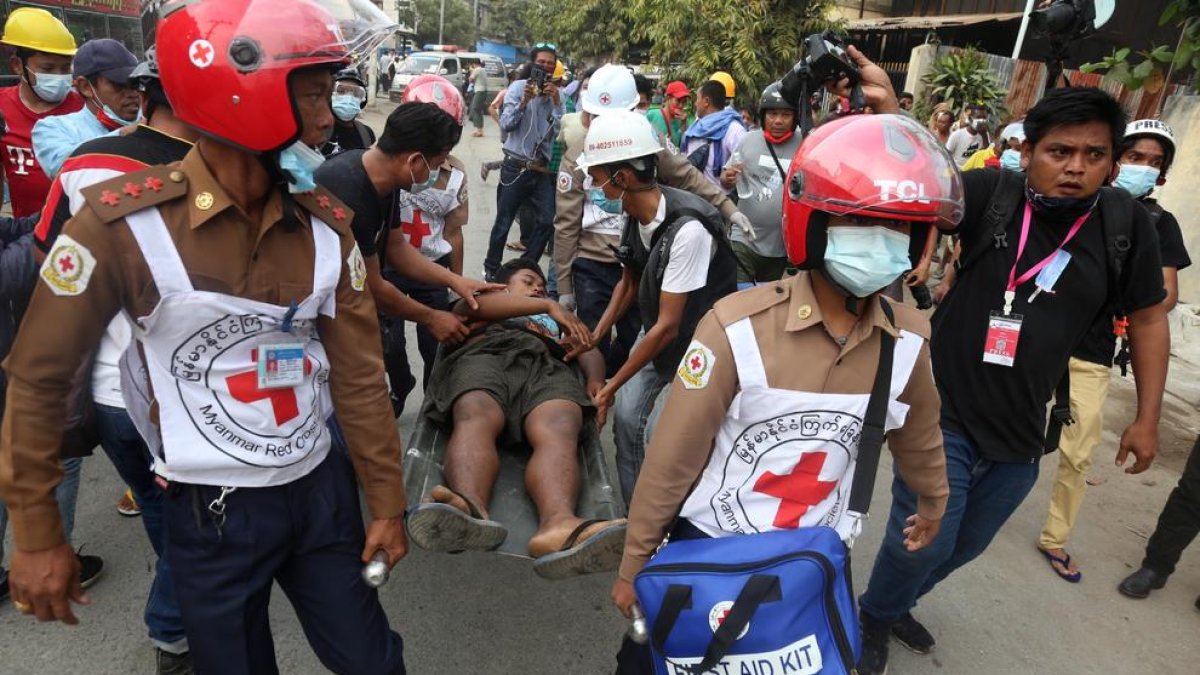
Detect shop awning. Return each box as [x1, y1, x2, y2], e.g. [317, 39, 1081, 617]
[846, 12, 1023, 32]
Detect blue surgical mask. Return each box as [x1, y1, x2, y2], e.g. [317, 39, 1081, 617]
[588, 186, 623, 214]
[332, 94, 362, 122]
[1113, 164, 1160, 199]
[1000, 149, 1022, 171]
[823, 225, 911, 298]
[279, 140, 326, 193]
[414, 167, 441, 192]
[29, 71, 72, 104]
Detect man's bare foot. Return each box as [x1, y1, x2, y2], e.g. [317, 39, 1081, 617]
[429, 485, 489, 520]
[530, 517, 627, 580]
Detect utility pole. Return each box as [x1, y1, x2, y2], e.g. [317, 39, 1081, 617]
[1011, 0, 1036, 59]
[438, 0, 446, 44]
[473, 0, 481, 49]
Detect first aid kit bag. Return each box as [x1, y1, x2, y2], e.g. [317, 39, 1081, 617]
[634, 526, 860, 675]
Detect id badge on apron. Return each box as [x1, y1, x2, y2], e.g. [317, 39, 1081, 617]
[258, 343, 306, 389]
[983, 311, 1022, 367]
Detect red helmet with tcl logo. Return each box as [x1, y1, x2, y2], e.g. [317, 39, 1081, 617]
[783, 114, 964, 268]
[156, 0, 396, 153]
[402, 74, 466, 126]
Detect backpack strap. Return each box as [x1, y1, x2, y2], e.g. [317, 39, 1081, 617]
[956, 170, 1024, 276]
[847, 298, 897, 517]
[652, 206, 734, 285]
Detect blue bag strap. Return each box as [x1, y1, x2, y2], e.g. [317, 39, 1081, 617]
[652, 574, 782, 674]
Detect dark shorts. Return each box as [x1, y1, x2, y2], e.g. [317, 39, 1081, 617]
[732, 240, 790, 285]
[425, 327, 593, 444]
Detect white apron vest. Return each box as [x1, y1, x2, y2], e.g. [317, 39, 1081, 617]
[118, 206, 340, 487]
[679, 318, 924, 544]
[395, 167, 463, 260]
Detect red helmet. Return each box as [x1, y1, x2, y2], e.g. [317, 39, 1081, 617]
[402, 74, 466, 126]
[783, 114, 964, 268]
[156, 0, 395, 153]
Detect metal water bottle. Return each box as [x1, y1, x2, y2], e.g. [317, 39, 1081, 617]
[362, 550, 390, 588]
[628, 604, 649, 645]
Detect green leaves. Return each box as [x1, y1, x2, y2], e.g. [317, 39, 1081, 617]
[1083, 1, 1200, 92]
[920, 47, 1006, 120]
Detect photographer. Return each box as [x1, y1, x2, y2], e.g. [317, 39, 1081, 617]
[482, 43, 564, 280]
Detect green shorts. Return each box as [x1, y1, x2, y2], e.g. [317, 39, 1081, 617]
[424, 326, 593, 445]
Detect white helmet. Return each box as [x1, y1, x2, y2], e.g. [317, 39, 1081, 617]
[1125, 118, 1176, 157]
[577, 109, 663, 172]
[581, 64, 638, 115]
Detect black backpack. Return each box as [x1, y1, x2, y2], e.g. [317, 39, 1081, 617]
[954, 170, 1135, 452]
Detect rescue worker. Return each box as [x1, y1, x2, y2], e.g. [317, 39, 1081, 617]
[0, 7, 83, 217]
[578, 110, 737, 505]
[610, 113, 956, 675]
[1038, 119, 1190, 583]
[719, 81, 802, 287]
[553, 64, 748, 378]
[30, 48, 197, 674]
[315, 99, 492, 418]
[385, 76, 473, 408]
[322, 67, 376, 157]
[0, 2, 409, 673]
[31, 38, 140, 179]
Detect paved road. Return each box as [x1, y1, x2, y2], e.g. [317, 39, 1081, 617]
[1, 100, 1197, 674]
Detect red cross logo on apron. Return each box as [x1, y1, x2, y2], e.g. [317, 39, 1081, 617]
[400, 210, 431, 248]
[752, 453, 838, 529]
[224, 349, 312, 426]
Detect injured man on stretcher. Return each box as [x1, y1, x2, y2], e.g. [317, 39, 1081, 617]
[406, 259, 628, 578]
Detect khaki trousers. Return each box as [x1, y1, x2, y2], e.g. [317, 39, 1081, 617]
[1039, 357, 1113, 549]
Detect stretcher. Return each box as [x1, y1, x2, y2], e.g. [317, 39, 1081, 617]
[402, 396, 624, 559]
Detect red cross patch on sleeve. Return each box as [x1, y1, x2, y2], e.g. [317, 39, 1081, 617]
[40, 234, 97, 297]
[678, 340, 716, 389]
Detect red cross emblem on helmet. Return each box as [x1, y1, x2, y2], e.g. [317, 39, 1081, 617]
[189, 39, 215, 68]
[598, 92, 612, 106]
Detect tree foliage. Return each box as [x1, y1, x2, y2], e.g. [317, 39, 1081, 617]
[920, 47, 1007, 121]
[1080, 0, 1200, 92]
[623, 0, 840, 104]
[485, 0, 539, 48]
[402, 0, 475, 48]
[540, 1, 634, 62]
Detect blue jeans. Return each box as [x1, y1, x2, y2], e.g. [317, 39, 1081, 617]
[164, 449, 404, 674]
[613, 360, 672, 506]
[95, 404, 187, 651]
[484, 160, 555, 277]
[573, 258, 642, 378]
[859, 428, 1040, 622]
[0, 456, 82, 587]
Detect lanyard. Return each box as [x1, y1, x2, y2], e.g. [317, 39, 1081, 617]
[1003, 203, 1090, 314]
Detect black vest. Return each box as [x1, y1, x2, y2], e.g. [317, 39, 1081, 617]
[619, 185, 737, 375]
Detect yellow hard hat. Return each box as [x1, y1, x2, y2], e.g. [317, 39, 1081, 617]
[709, 71, 735, 98]
[553, 60, 565, 80]
[1, 7, 77, 56]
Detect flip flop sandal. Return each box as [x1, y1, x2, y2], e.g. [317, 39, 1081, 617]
[532, 519, 627, 581]
[406, 488, 507, 553]
[1037, 547, 1083, 583]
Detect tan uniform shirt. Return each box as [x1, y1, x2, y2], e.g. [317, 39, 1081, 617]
[620, 272, 949, 581]
[553, 125, 739, 294]
[0, 148, 405, 552]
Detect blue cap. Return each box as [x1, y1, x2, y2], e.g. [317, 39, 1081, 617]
[73, 38, 138, 81]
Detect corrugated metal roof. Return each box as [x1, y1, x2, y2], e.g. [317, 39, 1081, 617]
[846, 12, 1023, 31]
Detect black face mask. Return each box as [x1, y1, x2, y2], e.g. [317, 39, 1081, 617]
[1024, 182, 1099, 221]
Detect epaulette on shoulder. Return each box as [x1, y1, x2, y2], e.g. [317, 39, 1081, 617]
[712, 278, 791, 326]
[293, 184, 354, 233]
[80, 165, 188, 224]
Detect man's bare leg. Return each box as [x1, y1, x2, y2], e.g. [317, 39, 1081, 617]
[436, 391, 506, 518]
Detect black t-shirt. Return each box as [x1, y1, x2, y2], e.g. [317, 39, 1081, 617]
[933, 169, 1166, 462]
[321, 120, 377, 158]
[35, 125, 193, 252]
[314, 149, 387, 257]
[1073, 201, 1191, 366]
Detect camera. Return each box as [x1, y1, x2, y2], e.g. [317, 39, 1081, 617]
[529, 65, 549, 90]
[1029, 0, 1114, 39]
[779, 30, 865, 132]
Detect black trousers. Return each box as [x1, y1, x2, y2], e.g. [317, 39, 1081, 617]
[1143, 434, 1200, 577]
[380, 257, 451, 416]
[164, 448, 405, 674]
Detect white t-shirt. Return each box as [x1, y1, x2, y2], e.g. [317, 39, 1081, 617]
[639, 195, 715, 294]
[945, 128, 984, 168]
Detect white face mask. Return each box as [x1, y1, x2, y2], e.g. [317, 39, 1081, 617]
[29, 71, 72, 104]
[823, 225, 912, 297]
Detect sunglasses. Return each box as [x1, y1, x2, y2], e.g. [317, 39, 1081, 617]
[534, 42, 557, 52]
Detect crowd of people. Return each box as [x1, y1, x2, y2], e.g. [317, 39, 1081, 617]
[0, 1, 1197, 674]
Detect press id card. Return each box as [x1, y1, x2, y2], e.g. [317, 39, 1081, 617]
[983, 312, 1022, 367]
[257, 343, 306, 389]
